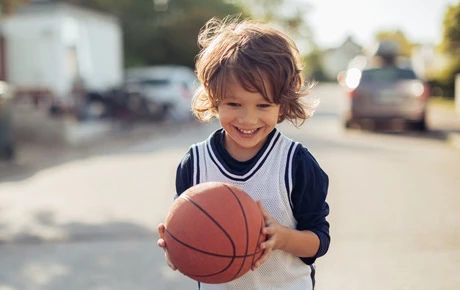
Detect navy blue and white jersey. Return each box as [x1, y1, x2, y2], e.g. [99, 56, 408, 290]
[175, 128, 330, 290]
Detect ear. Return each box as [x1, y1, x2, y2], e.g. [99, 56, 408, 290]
[277, 105, 284, 122]
[278, 104, 284, 116]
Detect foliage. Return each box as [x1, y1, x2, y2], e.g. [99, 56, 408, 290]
[374, 30, 414, 57]
[430, 56, 460, 99]
[303, 49, 327, 82]
[62, 0, 243, 68]
[236, 0, 316, 55]
[434, 2, 460, 99]
[440, 2, 460, 56]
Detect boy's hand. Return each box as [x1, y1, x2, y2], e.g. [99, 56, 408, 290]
[252, 201, 286, 270]
[157, 223, 178, 271]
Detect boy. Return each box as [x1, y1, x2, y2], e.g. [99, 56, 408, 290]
[158, 15, 330, 290]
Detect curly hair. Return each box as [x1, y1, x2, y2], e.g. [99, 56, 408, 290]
[192, 15, 318, 127]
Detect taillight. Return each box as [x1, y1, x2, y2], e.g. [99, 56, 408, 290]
[422, 83, 430, 100]
[348, 89, 356, 99]
[411, 81, 430, 100]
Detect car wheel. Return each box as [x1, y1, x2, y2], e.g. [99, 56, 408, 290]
[344, 119, 353, 129]
[413, 117, 427, 132]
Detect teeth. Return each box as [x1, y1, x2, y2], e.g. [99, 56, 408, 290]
[238, 128, 257, 134]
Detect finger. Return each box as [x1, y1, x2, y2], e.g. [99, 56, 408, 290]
[256, 201, 271, 225]
[252, 248, 272, 270]
[262, 225, 276, 235]
[166, 256, 177, 271]
[260, 237, 275, 251]
[167, 260, 178, 271]
[158, 223, 165, 235]
[157, 238, 166, 248]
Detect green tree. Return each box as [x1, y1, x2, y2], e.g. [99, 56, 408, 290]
[374, 30, 414, 57]
[148, 0, 244, 67]
[237, 0, 316, 55]
[436, 2, 460, 98]
[63, 0, 243, 68]
[440, 2, 460, 56]
[303, 49, 327, 82]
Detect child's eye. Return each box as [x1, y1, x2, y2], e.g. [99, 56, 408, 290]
[227, 102, 240, 107]
[257, 104, 271, 108]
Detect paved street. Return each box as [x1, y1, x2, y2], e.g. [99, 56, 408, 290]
[1, 83, 460, 290]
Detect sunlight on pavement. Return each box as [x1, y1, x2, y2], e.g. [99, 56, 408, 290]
[22, 262, 69, 287]
[0, 149, 186, 242]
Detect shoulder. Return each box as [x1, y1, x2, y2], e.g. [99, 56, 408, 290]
[176, 129, 222, 195]
[293, 146, 325, 172]
[291, 145, 328, 190]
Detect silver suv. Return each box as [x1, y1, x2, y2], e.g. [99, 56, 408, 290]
[125, 65, 198, 121]
[341, 66, 429, 131]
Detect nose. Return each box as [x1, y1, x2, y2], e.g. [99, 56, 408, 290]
[238, 107, 258, 125]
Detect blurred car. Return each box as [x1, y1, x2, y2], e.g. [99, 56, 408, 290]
[340, 66, 430, 131]
[124, 65, 198, 121]
[0, 81, 15, 160]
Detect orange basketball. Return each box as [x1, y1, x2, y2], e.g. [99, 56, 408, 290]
[164, 182, 266, 284]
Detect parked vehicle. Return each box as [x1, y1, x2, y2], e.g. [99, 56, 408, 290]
[124, 65, 198, 121]
[1, 2, 123, 112]
[340, 66, 430, 131]
[0, 81, 14, 160]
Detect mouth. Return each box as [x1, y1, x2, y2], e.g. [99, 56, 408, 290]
[236, 127, 260, 135]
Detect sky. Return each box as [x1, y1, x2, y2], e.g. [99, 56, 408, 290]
[307, 0, 458, 49]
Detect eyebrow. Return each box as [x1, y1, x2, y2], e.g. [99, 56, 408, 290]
[221, 95, 235, 101]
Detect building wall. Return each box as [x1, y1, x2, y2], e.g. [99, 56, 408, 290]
[321, 37, 363, 81]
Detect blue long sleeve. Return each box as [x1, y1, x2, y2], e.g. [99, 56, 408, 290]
[290, 146, 330, 264]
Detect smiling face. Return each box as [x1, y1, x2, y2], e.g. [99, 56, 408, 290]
[217, 76, 281, 161]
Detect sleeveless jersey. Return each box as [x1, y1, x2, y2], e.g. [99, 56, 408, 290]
[190, 129, 314, 290]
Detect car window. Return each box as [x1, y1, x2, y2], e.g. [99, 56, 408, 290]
[360, 68, 417, 83]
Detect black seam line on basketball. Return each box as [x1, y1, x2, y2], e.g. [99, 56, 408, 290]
[251, 217, 265, 266]
[181, 195, 239, 277]
[164, 229, 261, 258]
[169, 194, 238, 279]
[223, 184, 250, 281]
[181, 194, 237, 256]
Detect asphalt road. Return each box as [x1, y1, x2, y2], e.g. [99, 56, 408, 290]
[1, 83, 460, 290]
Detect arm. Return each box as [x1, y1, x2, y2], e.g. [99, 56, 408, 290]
[158, 148, 195, 270]
[175, 148, 194, 197]
[291, 147, 330, 264]
[257, 203, 321, 257]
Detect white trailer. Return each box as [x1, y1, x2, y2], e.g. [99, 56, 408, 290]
[0, 2, 123, 145]
[1, 2, 123, 107]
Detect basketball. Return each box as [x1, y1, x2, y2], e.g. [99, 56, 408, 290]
[163, 182, 266, 284]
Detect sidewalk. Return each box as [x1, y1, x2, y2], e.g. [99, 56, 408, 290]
[427, 103, 460, 149]
[0, 119, 201, 182]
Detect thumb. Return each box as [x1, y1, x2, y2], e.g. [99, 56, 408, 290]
[256, 200, 269, 218]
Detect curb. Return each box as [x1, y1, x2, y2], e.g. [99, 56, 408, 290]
[448, 132, 460, 150]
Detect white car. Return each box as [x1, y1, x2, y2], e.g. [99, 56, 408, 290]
[125, 65, 198, 121]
